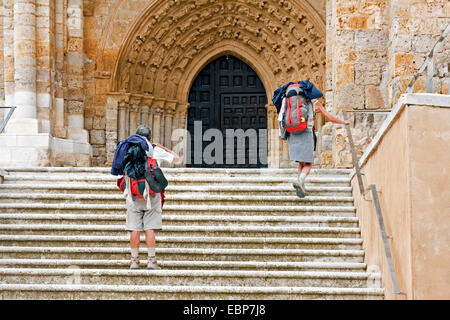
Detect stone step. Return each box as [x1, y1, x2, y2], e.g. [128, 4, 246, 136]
[0, 203, 357, 217]
[2, 167, 353, 176]
[0, 183, 353, 196]
[0, 268, 381, 288]
[3, 174, 351, 186]
[0, 259, 368, 271]
[0, 247, 365, 263]
[0, 283, 384, 299]
[0, 214, 359, 228]
[0, 234, 363, 250]
[0, 224, 361, 238]
[0, 193, 355, 207]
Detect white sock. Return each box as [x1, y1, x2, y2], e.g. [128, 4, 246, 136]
[148, 248, 156, 258]
[299, 173, 307, 183]
[131, 248, 139, 259]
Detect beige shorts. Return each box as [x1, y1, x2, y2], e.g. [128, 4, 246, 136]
[125, 193, 162, 232]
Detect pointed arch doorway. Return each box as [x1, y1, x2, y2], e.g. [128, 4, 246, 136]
[187, 55, 268, 168]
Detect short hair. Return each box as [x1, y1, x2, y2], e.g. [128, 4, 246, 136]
[136, 125, 151, 139]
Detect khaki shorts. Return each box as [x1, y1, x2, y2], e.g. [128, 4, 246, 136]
[125, 193, 162, 232]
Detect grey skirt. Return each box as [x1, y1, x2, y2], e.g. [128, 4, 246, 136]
[287, 129, 314, 163]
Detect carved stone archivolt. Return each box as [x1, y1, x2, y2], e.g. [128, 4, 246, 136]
[104, 0, 326, 167]
[112, 0, 326, 100]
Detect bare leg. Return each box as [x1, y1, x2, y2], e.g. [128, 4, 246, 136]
[144, 229, 156, 248]
[300, 162, 313, 177]
[130, 231, 141, 248]
[129, 231, 141, 269]
[297, 162, 304, 180]
[294, 162, 311, 198]
[144, 229, 161, 269]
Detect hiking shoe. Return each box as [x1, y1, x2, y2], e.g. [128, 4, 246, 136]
[130, 257, 140, 270]
[147, 257, 161, 270]
[293, 181, 307, 198]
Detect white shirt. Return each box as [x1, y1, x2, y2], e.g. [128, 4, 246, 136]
[144, 138, 174, 166]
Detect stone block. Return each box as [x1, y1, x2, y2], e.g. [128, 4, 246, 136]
[355, 63, 381, 85]
[75, 153, 91, 167]
[394, 52, 415, 77]
[67, 100, 84, 114]
[365, 85, 387, 109]
[334, 30, 355, 47]
[90, 129, 105, 145]
[16, 133, 51, 148]
[67, 88, 85, 101]
[390, 33, 412, 52]
[336, 63, 355, 85]
[355, 30, 388, 47]
[5, 118, 39, 134]
[335, 84, 365, 110]
[412, 35, 438, 53]
[93, 116, 106, 130]
[68, 37, 83, 52]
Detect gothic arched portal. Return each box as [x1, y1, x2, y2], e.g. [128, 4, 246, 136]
[187, 55, 267, 168]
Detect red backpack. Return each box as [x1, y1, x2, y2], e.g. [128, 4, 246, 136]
[283, 83, 312, 133]
[116, 157, 166, 207]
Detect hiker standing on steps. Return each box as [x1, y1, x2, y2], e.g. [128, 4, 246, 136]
[124, 125, 179, 270]
[273, 81, 349, 198]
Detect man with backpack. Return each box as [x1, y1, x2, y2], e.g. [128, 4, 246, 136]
[113, 125, 179, 270]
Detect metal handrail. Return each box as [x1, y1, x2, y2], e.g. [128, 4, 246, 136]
[405, 23, 450, 94]
[0, 106, 16, 134]
[343, 111, 403, 295]
[369, 184, 401, 294]
[342, 111, 364, 195]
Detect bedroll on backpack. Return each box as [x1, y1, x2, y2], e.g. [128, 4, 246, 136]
[283, 83, 311, 133]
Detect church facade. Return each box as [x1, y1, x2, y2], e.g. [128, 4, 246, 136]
[0, 0, 448, 168]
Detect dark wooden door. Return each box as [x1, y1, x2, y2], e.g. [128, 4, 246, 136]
[187, 55, 267, 168]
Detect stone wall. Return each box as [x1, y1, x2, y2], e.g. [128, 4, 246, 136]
[83, 0, 328, 167]
[326, 0, 450, 168]
[0, 0, 92, 167]
[351, 94, 450, 299]
[1, 1, 448, 168]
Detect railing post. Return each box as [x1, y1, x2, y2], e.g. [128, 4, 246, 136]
[343, 111, 365, 195]
[0, 106, 17, 134]
[426, 53, 434, 93]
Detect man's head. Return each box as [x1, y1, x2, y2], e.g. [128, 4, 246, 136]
[136, 125, 151, 140]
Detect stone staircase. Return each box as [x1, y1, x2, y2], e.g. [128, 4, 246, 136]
[0, 167, 384, 299]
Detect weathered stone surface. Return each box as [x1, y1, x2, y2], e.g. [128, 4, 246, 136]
[90, 130, 105, 145]
[1, 0, 448, 169]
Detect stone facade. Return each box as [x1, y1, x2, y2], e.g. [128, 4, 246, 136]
[326, 0, 449, 167]
[0, 0, 448, 168]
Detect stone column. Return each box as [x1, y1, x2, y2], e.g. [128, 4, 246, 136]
[266, 104, 278, 168]
[105, 94, 120, 165]
[3, 0, 14, 109]
[7, 0, 38, 133]
[53, 0, 66, 138]
[172, 102, 189, 167]
[164, 101, 177, 149]
[117, 100, 128, 141]
[142, 96, 154, 132]
[66, 0, 87, 142]
[140, 104, 150, 128]
[128, 98, 140, 136]
[152, 107, 162, 144]
[36, 0, 54, 134]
